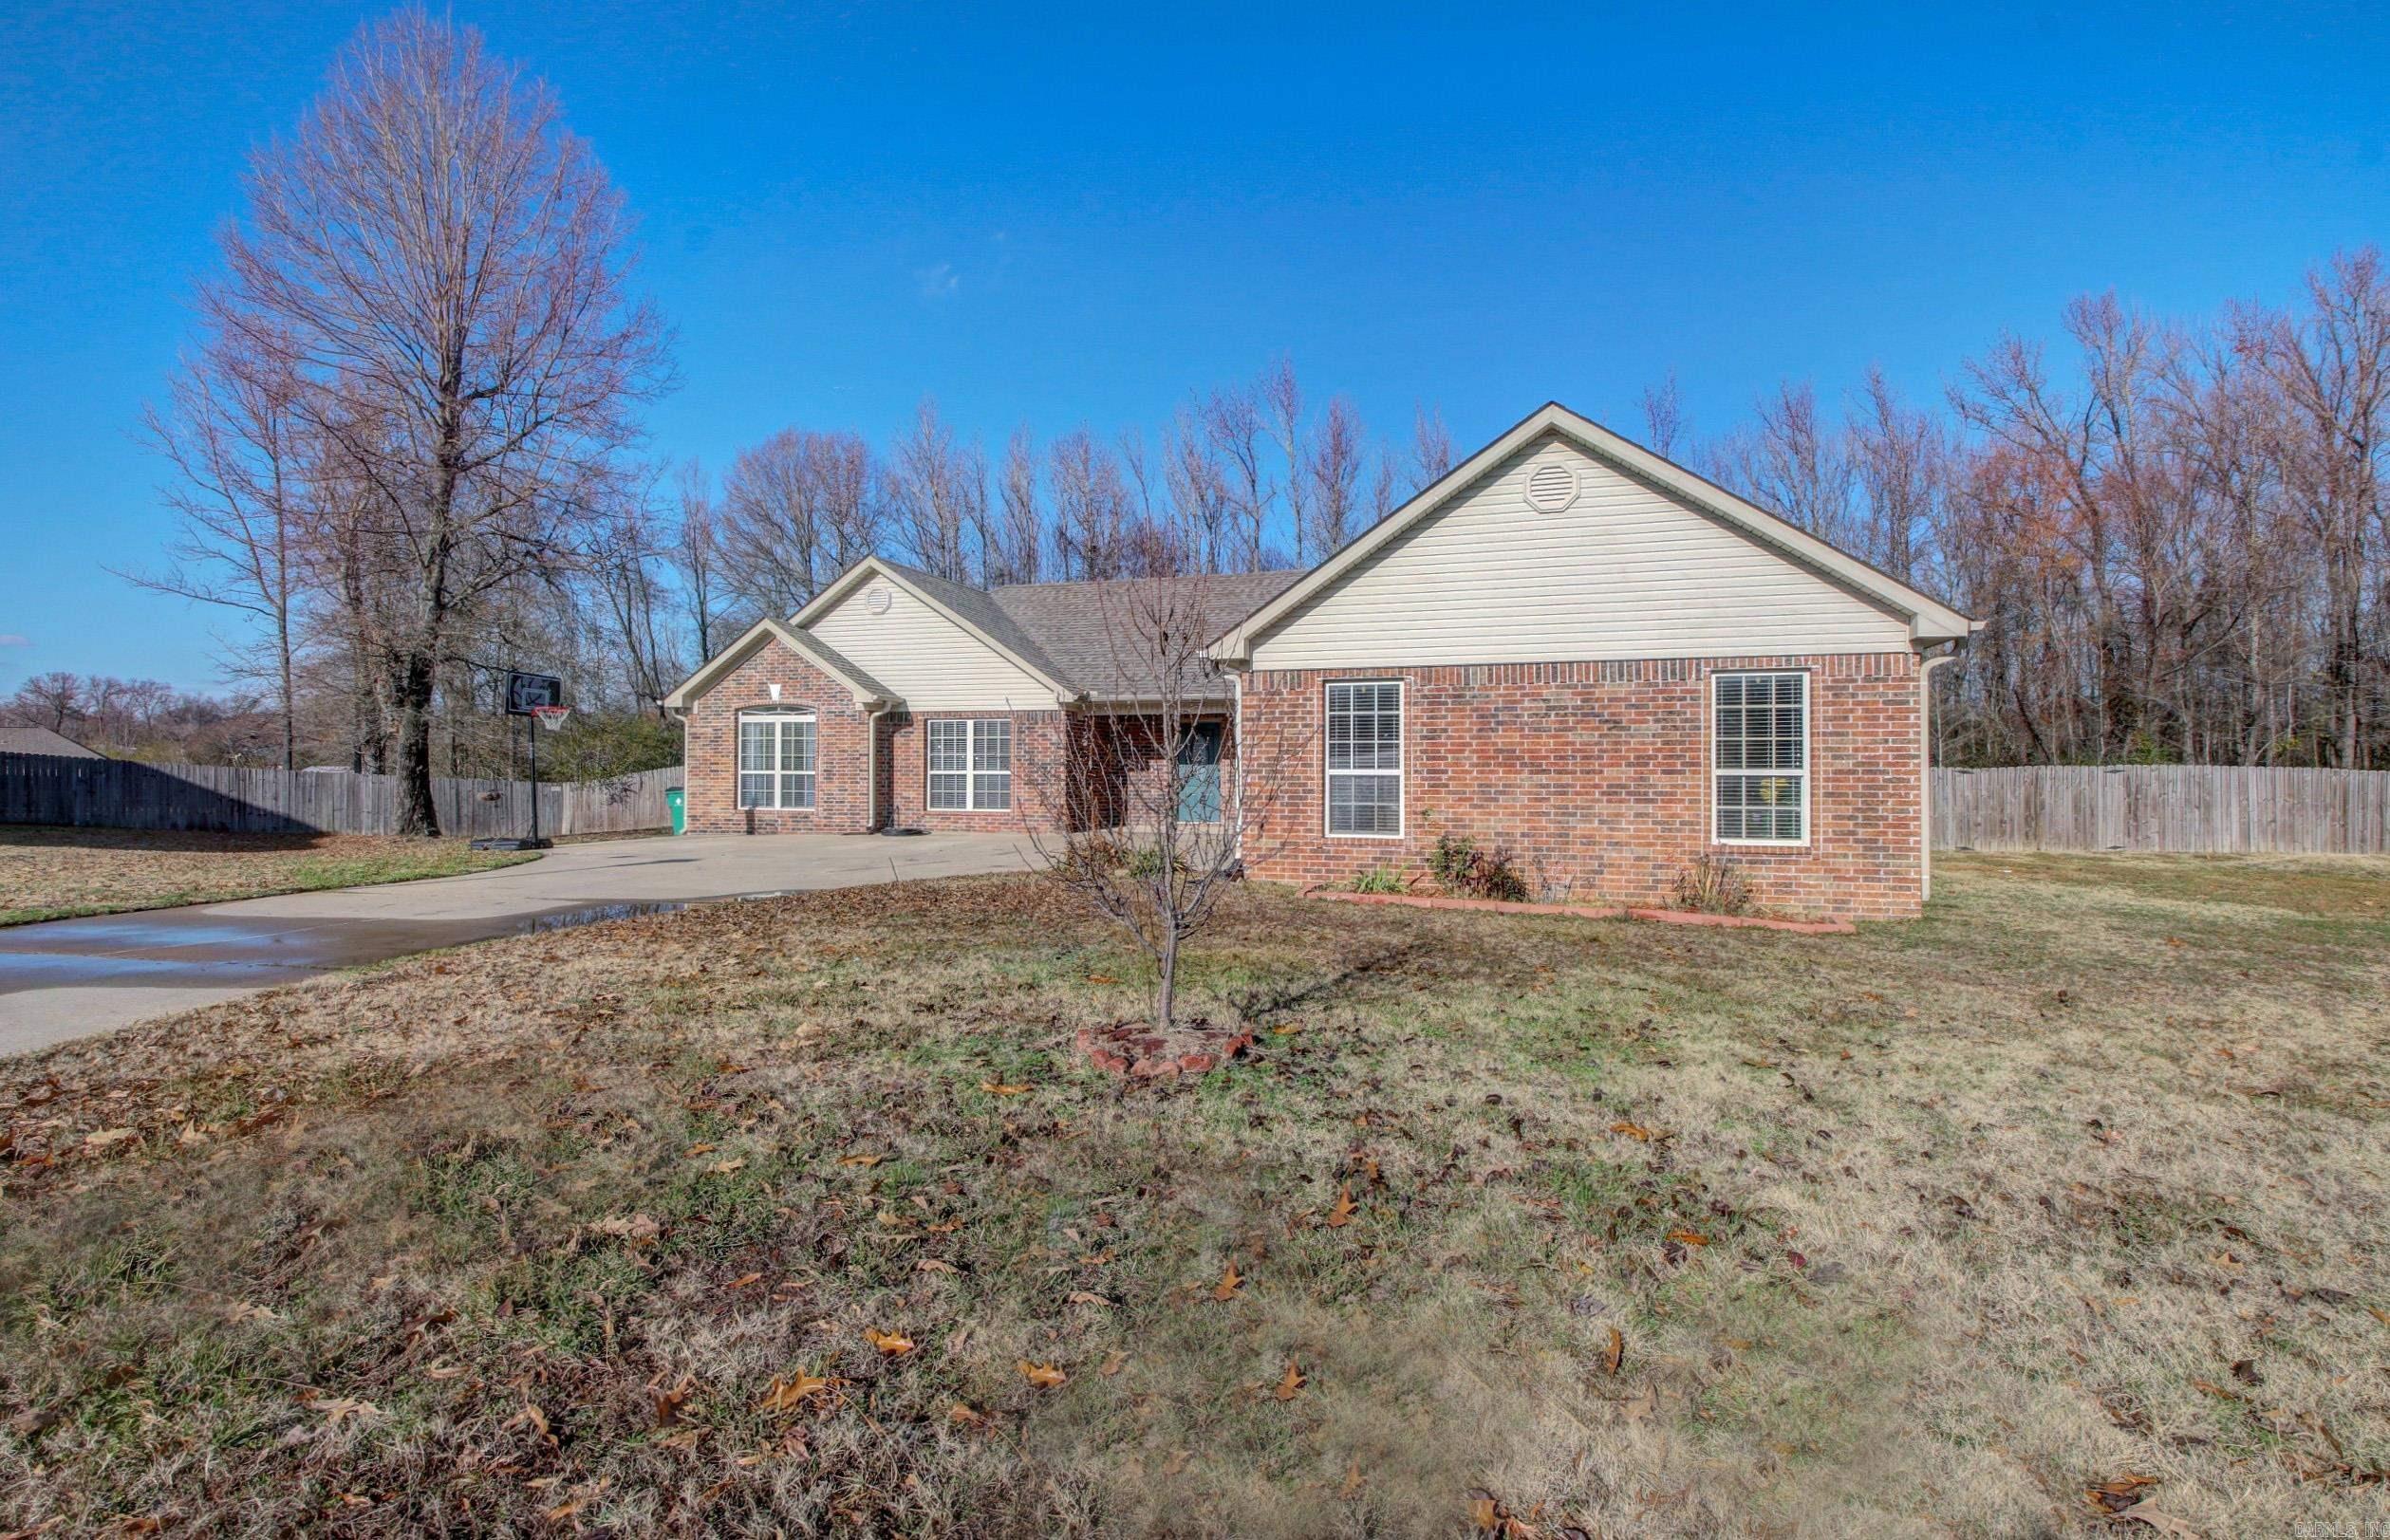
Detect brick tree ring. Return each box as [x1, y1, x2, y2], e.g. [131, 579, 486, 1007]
[1075, 1021, 1259, 1079]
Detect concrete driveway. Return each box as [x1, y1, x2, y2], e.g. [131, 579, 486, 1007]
[0, 831, 1034, 1058]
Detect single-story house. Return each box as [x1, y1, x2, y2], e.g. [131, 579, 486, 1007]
[663, 402, 1977, 918]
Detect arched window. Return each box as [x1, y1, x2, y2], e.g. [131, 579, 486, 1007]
[738, 710, 816, 809]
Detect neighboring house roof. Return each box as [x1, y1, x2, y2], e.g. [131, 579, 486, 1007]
[983, 569, 1303, 701]
[1210, 401, 1979, 663]
[660, 616, 897, 712]
[0, 725, 101, 757]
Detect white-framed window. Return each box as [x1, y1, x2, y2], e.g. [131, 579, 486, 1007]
[738, 711, 817, 809]
[1325, 679, 1402, 837]
[927, 718, 1011, 810]
[1712, 672, 1808, 844]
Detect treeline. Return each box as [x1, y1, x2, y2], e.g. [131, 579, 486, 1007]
[1, 674, 281, 765]
[1679, 251, 2390, 771]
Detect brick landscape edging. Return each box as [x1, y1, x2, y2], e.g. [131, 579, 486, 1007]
[1302, 886, 1857, 935]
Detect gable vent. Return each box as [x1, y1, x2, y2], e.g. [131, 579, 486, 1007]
[1524, 460, 1580, 512]
[866, 585, 893, 615]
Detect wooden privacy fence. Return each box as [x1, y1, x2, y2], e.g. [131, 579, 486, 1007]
[0, 753, 682, 839]
[1933, 766, 2390, 854]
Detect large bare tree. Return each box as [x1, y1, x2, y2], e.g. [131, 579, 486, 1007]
[196, 8, 669, 832]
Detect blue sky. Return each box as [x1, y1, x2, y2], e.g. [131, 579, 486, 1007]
[2, 1, 2384, 693]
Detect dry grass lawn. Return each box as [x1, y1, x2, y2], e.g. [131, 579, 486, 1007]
[0, 826, 536, 925]
[0, 854, 2384, 1536]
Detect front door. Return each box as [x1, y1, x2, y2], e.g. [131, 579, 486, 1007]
[1174, 722, 1223, 824]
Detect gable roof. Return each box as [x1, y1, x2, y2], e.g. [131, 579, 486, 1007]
[660, 616, 895, 712]
[1209, 401, 1978, 662]
[0, 725, 101, 757]
[985, 569, 1302, 700]
[793, 556, 1076, 697]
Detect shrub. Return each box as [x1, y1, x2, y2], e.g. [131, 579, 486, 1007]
[1426, 832, 1530, 903]
[1348, 867, 1403, 895]
[1123, 844, 1187, 881]
[1672, 853, 1753, 915]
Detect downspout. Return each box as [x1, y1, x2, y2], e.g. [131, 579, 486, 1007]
[1229, 666, 1246, 870]
[865, 700, 888, 831]
[1919, 647, 1961, 902]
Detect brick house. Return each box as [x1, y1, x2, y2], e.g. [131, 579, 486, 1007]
[662, 558, 1297, 839]
[663, 403, 1976, 919]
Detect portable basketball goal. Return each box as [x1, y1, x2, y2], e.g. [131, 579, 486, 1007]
[474, 671, 569, 849]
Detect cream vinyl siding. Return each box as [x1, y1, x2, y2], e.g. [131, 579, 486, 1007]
[805, 581, 1051, 711]
[1246, 438, 1913, 670]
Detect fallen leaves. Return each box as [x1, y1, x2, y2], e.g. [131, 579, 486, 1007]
[756, 1370, 835, 1413]
[1609, 1121, 1668, 1141]
[2087, 1475, 2197, 1537]
[1274, 1361, 1305, 1401]
[1599, 1326, 1625, 1377]
[82, 1127, 139, 1150]
[309, 1397, 381, 1426]
[863, 1328, 915, 1357]
[979, 1082, 1032, 1096]
[1325, 1185, 1359, 1229]
[1211, 1261, 1245, 1302]
[1017, 1360, 1066, 1389]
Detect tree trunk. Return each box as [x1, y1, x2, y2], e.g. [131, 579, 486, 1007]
[393, 645, 440, 836]
[1154, 925, 1178, 1032]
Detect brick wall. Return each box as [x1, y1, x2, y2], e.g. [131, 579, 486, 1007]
[1236, 653, 1925, 920]
[880, 709, 1074, 833]
[682, 638, 877, 834]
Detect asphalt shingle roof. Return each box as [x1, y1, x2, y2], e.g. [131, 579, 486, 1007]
[874, 562, 1303, 701]
[0, 725, 101, 757]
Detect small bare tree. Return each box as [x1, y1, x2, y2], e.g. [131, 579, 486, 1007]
[1022, 574, 1304, 1032]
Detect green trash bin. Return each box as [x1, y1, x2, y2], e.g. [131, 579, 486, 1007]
[664, 786, 685, 835]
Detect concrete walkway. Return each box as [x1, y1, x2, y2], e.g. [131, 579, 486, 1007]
[0, 831, 1035, 1058]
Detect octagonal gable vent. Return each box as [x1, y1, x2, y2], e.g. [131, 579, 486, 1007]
[866, 585, 893, 615]
[1524, 460, 1580, 512]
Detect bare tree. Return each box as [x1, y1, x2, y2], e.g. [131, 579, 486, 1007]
[720, 429, 877, 615]
[1639, 371, 1686, 460]
[1847, 366, 1947, 582]
[1203, 385, 1273, 571]
[1165, 412, 1233, 574]
[1304, 395, 1367, 557]
[9, 673, 84, 733]
[886, 397, 984, 584]
[1022, 577, 1305, 1031]
[1261, 356, 1310, 563]
[201, 9, 669, 832]
[136, 326, 308, 769]
[1410, 405, 1454, 491]
[2240, 249, 2390, 767]
[991, 427, 1043, 585]
[671, 458, 721, 662]
[1050, 430, 1131, 579]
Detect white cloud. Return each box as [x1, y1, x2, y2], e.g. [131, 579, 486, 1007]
[0, 634, 28, 647]
[915, 262, 960, 300]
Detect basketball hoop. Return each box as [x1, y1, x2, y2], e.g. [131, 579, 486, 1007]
[530, 704, 572, 733]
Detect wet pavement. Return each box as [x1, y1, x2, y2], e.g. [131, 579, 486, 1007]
[0, 832, 1032, 1057]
